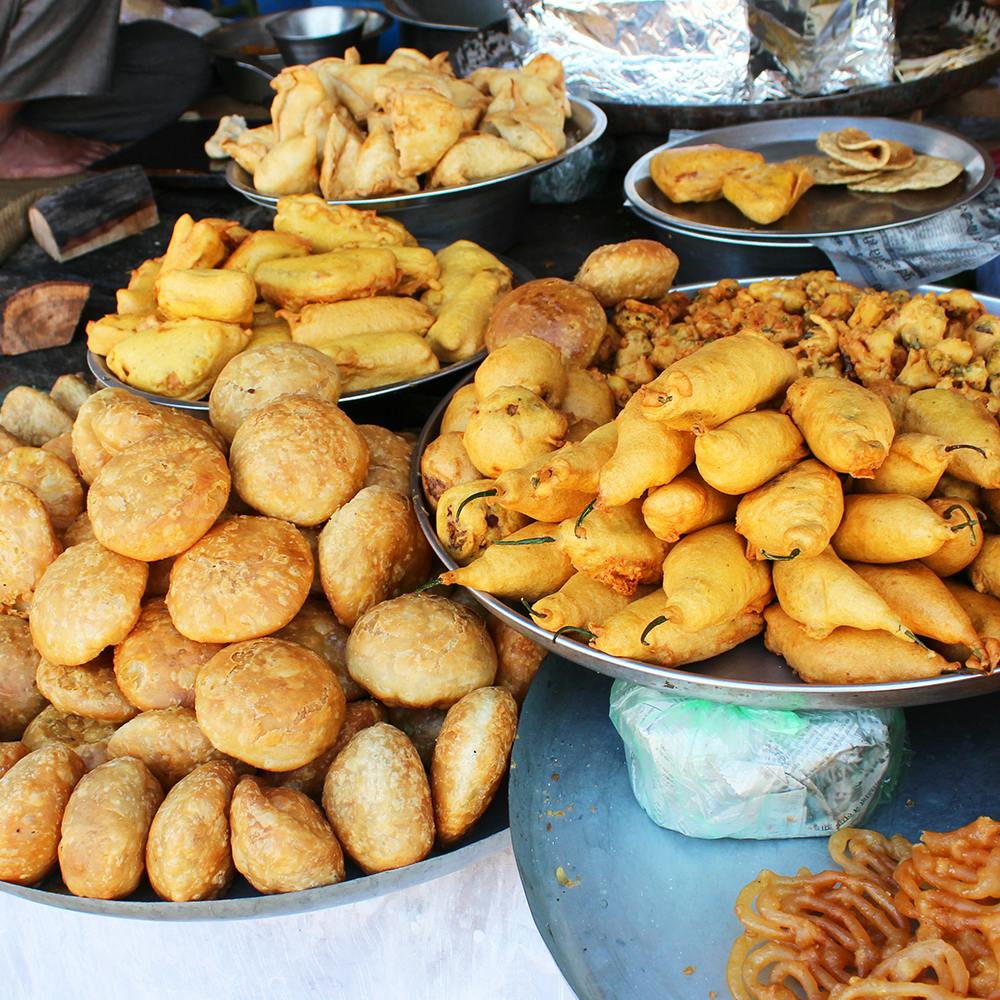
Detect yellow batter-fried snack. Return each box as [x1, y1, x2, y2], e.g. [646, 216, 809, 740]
[160, 214, 229, 272]
[440, 384, 478, 434]
[832, 494, 956, 563]
[86, 314, 151, 356]
[252, 135, 318, 197]
[282, 297, 433, 347]
[529, 572, 632, 635]
[474, 336, 567, 407]
[492, 454, 594, 522]
[970, 535, 1000, 600]
[642, 469, 740, 543]
[273, 195, 415, 251]
[438, 521, 574, 602]
[221, 230, 311, 275]
[597, 394, 695, 509]
[783, 377, 895, 478]
[772, 546, 915, 641]
[591, 591, 764, 666]
[555, 500, 667, 596]
[463, 386, 567, 478]
[435, 479, 529, 566]
[530, 422, 617, 499]
[574, 240, 679, 308]
[735, 459, 844, 560]
[763, 605, 956, 683]
[658, 523, 773, 632]
[694, 411, 807, 496]
[721, 161, 814, 225]
[901, 388, 1000, 489]
[854, 432, 949, 498]
[154, 268, 256, 325]
[940, 580, 1000, 668]
[313, 331, 440, 392]
[419, 431, 480, 511]
[116, 257, 161, 315]
[921, 497, 982, 577]
[850, 561, 986, 668]
[106, 319, 250, 401]
[381, 246, 441, 296]
[649, 144, 765, 203]
[423, 240, 511, 315]
[255, 247, 399, 311]
[561, 370, 616, 427]
[426, 270, 507, 364]
[639, 332, 799, 432]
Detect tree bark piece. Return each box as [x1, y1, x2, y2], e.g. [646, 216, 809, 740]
[0, 276, 91, 355]
[28, 165, 158, 263]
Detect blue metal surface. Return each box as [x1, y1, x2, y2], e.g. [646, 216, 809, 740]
[509, 655, 1000, 1000]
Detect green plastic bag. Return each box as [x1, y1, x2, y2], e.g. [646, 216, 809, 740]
[609, 680, 906, 840]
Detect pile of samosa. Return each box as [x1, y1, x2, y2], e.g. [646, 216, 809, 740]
[421, 326, 1000, 685]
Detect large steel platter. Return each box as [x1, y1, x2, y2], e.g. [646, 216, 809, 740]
[410, 280, 1000, 710]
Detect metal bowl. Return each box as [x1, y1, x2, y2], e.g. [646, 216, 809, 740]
[87, 244, 533, 413]
[267, 6, 368, 65]
[225, 97, 607, 250]
[384, 0, 506, 54]
[410, 281, 1000, 711]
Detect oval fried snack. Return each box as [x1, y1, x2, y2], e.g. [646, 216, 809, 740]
[357, 424, 412, 494]
[196, 638, 345, 771]
[146, 760, 237, 902]
[431, 687, 517, 846]
[21, 706, 118, 771]
[347, 594, 497, 709]
[166, 516, 312, 643]
[574, 239, 679, 307]
[0, 744, 85, 885]
[114, 599, 223, 711]
[59, 756, 163, 899]
[229, 394, 369, 526]
[322, 723, 434, 874]
[230, 776, 345, 894]
[29, 540, 147, 665]
[36, 651, 137, 723]
[0, 742, 28, 778]
[0, 480, 61, 615]
[0, 446, 83, 533]
[0, 615, 44, 740]
[87, 432, 230, 561]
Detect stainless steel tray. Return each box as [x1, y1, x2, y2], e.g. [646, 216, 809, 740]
[226, 97, 607, 211]
[624, 116, 994, 241]
[508, 656, 1000, 1000]
[409, 279, 1000, 710]
[87, 245, 533, 412]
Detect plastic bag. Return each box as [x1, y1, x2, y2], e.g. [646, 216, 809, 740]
[609, 680, 905, 840]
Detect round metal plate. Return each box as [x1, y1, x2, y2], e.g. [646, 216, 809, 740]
[0, 788, 508, 921]
[87, 246, 533, 410]
[624, 116, 995, 241]
[410, 280, 1000, 710]
[226, 97, 607, 211]
[508, 656, 1000, 1000]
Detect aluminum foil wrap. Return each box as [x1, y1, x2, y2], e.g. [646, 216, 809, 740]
[610, 681, 906, 840]
[751, 0, 895, 97]
[507, 0, 753, 105]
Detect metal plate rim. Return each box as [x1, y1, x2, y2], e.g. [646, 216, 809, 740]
[624, 115, 995, 241]
[410, 279, 1000, 710]
[225, 97, 608, 211]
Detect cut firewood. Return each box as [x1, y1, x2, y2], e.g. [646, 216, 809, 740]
[28, 165, 158, 263]
[0, 275, 91, 355]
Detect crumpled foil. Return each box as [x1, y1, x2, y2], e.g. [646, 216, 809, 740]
[508, 0, 895, 105]
[609, 681, 906, 840]
[750, 0, 895, 97]
[507, 0, 753, 105]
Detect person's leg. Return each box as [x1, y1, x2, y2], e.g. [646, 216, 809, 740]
[21, 21, 213, 145]
[0, 99, 112, 178]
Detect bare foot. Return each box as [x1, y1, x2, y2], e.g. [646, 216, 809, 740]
[0, 123, 114, 179]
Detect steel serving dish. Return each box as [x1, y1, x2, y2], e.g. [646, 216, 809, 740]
[624, 116, 995, 241]
[224, 97, 607, 250]
[87, 246, 533, 413]
[410, 279, 1000, 710]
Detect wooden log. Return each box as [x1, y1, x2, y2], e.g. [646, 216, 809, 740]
[28, 165, 158, 263]
[0, 275, 91, 355]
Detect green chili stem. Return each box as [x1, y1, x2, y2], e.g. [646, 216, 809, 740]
[903, 629, 932, 652]
[942, 503, 978, 545]
[554, 626, 596, 640]
[641, 615, 669, 646]
[945, 443, 988, 458]
[493, 536, 556, 546]
[455, 488, 497, 520]
[760, 548, 801, 561]
[414, 576, 442, 594]
[574, 500, 596, 538]
[521, 598, 547, 619]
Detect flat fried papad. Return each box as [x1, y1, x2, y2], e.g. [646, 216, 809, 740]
[817, 128, 892, 170]
[791, 154, 880, 186]
[847, 154, 964, 192]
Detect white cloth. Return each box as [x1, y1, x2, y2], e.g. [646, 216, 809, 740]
[0, 839, 574, 1000]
